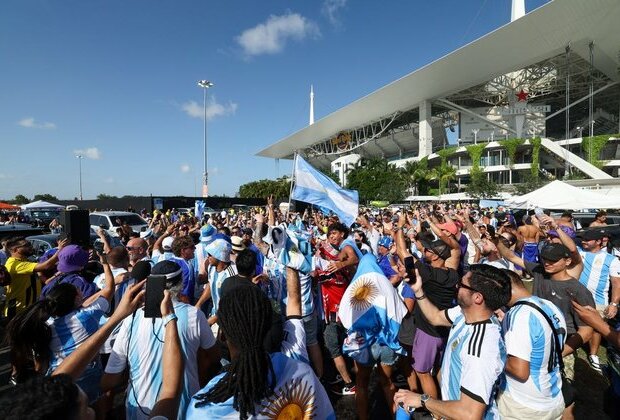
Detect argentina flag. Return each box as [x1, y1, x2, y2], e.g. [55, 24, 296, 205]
[291, 155, 359, 227]
[265, 223, 313, 274]
[338, 254, 407, 364]
[194, 200, 205, 219]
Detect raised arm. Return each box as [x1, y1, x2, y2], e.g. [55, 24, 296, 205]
[409, 268, 451, 327]
[53, 280, 146, 380]
[149, 290, 184, 419]
[286, 267, 302, 317]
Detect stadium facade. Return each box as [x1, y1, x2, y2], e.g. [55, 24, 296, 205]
[257, 0, 620, 196]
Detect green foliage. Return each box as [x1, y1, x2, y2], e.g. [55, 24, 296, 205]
[530, 137, 541, 178]
[400, 157, 429, 196]
[346, 158, 408, 202]
[436, 146, 458, 164]
[13, 194, 30, 204]
[499, 138, 524, 167]
[582, 134, 616, 168]
[97, 194, 118, 200]
[429, 164, 456, 195]
[238, 177, 291, 199]
[467, 169, 499, 199]
[513, 174, 548, 195]
[33, 194, 59, 202]
[466, 144, 487, 171]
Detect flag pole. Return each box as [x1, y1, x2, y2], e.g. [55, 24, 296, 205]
[286, 151, 297, 222]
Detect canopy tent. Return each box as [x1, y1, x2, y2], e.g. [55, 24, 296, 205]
[505, 180, 620, 210]
[20, 200, 64, 210]
[0, 202, 20, 210]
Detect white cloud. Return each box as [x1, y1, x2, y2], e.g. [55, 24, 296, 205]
[210, 167, 219, 175]
[73, 147, 101, 160]
[18, 117, 56, 129]
[236, 12, 320, 56]
[180, 164, 191, 173]
[181, 97, 238, 120]
[104, 177, 115, 184]
[322, 0, 347, 26]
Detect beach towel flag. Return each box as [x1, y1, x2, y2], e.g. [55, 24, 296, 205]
[338, 254, 408, 364]
[195, 200, 205, 220]
[292, 155, 359, 227]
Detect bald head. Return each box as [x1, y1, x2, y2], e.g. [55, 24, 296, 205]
[126, 238, 148, 263]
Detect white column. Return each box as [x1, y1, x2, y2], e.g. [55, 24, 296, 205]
[418, 100, 433, 157]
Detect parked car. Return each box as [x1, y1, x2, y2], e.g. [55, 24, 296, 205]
[89, 211, 148, 237]
[0, 223, 44, 241]
[26, 231, 123, 259]
[571, 212, 620, 229]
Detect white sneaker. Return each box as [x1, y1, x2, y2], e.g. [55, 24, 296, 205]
[589, 355, 602, 373]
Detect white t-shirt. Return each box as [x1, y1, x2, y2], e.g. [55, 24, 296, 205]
[94, 267, 130, 353]
[442, 306, 505, 419]
[105, 301, 216, 420]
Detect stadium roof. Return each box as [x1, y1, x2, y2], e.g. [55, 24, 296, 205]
[257, 0, 620, 160]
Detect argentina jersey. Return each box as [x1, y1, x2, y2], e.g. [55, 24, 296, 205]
[281, 317, 309, 364]
[280, 271, 315, 318]
[501, 296, 566, 411]
[442, 306, 506, 420]
[578, 249, 620, 305]
[186, 353, 333, 419]
[208, 264, 237, 316]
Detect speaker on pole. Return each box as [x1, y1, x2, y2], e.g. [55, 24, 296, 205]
[60, 210, 90, 247]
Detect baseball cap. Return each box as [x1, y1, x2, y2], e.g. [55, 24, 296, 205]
[231, 236, 246, 252]
[436, 222, 458, 236]
[162, 236, 174, 251]
[57, 244, 89, 273]
[140, 229, 154, 240]
[378, 236, 393, 249]
[579, 229, 605, 241]
[151, 260, 183, 287]
[421, 239, 451, 260]
[540, 243, 571, 261]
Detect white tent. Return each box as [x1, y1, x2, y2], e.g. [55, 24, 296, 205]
[21, 200, 64, 210]
[505, 180, 620, 210]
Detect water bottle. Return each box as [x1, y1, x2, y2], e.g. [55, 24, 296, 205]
[534, 207, 544, 221]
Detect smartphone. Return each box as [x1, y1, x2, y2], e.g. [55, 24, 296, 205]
[145, 275, 166, 318]
[93, 241, 105, 255]
[566, 289, 585, 306]
[404, 256, 416, 284]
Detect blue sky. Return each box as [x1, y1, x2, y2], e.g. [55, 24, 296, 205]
[0, 0, 549, 200]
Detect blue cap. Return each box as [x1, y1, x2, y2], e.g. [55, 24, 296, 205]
[378, 236, 393, 248]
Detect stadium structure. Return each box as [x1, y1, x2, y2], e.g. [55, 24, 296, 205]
[257, 0, 620, 196]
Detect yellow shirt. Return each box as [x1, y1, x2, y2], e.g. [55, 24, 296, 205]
[4, 257, 40, 317]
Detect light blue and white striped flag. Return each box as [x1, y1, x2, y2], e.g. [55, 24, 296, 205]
[292, 155, 358, 227]
[338, 254, 407, 364]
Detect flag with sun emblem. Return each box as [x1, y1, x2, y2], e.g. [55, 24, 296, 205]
[338, 254, 408, 364]
[187, 353, 335, 419]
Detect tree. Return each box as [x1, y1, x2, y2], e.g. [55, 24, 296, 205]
[33, 194, 59, 202]
[346, 158, 408, 203]
[401, 158, 429, 196]
[97, 194, 118, 199]
[13, 194, 30, 204]
[467, 170, 499, 199]
[429, 164, 456, 195]
[238, 177, 291, 199]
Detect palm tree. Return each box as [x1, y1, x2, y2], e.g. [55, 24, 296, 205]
[430, 164, 457, 195]
[401, 159, 428, 196]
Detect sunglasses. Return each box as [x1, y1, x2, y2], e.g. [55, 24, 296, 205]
[456, 279, 480, 293]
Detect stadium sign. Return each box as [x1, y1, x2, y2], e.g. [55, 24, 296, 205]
[498, 104, 551, 115]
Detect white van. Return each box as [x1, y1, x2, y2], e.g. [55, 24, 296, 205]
[89, 211, 148, 237]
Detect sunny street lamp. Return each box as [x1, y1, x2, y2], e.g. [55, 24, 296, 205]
[75, 155, 84, 200]
[197, 80, 214, 197]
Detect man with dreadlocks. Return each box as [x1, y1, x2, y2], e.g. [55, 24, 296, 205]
[186, 266, 335, 419]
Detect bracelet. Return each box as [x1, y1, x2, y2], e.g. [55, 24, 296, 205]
[163, 313, 178, 327]
[610, 302, 619, 308]
[415, 294, 426, 300]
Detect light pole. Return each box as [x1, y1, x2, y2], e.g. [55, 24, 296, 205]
[197, 80, 214, 197]
[472, 128, 479, 144]
[75, 155, 84, 200]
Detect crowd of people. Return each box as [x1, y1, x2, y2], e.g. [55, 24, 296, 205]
[0, 197, 619, 420]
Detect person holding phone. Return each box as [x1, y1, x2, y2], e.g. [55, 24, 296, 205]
[102, 260, 220, 419]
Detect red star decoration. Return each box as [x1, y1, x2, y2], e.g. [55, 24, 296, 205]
[516, 89, 528, 102]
